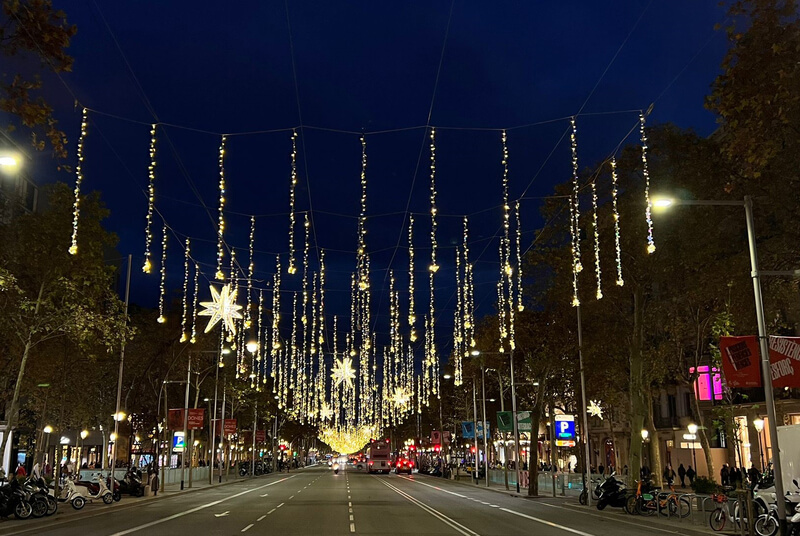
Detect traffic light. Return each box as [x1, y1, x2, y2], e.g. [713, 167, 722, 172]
[433, 445, 441, 453]
[470, 446, 476, 453]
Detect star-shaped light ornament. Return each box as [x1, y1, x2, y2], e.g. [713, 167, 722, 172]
[319, 403, 333, 422]
[198, 284, 243, 335]
[332, 357, 356, 389]
[587, 400, 604, 420]
[391, 387, 411, 407]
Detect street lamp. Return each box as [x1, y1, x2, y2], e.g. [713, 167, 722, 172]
[687, 423, 698, 473]
[653, 195, 789, 525]
[42, 426, 53, 473]
[753, 418, 766, 468]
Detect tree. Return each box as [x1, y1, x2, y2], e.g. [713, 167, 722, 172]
[1, 0, 76, 159]
[0, 183, 131, 470]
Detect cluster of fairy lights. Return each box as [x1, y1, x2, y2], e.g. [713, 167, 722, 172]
[157, 224, 168, 323]
[215, 135, 227, 280]
[611, 158, 624, 286]
[69, 107, 89, 255]
[142, 124, 158, 273]
[640, 112, 656, 254]
[569, 117, 583, 307]
[67, 107, 657, 442]
[287, 129, 299, 275]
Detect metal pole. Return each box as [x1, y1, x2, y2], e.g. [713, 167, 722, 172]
[576, 304, 592, 507]
[472, 378, 478, 484]
[219, 373, 226, 483]
[161, 388, 168, 493]
[210, 358, 219, 485]
[510, 350, 521, 494]
[744, 195, 786, 531]
[499, 371, 509, 490]
[481, 367, 489, 487]
[251, 403, 257, 478]
[110, 255, 132, 493]
[180, 356, 191, 490]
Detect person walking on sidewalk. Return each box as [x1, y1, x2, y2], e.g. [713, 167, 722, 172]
[678, 463, 687, 488]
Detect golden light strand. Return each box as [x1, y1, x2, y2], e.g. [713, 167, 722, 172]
[157, 224, 168, 323]
[142, 123, 157, 273]
[498, 130, 511, 351]
[569, 117, 582, 307]
[515, 201, 524, 311]
[191, 261, 199, 343]
[69, 107, 88, 255]
[317, 249, 326, 415]
[408, 215, 417, 342]
[357, 135, 369, 290]
[287, 129, 299, 275]
[245, 215, 255, 329]
[301, 213, 310, 415]
[428, 127, 438, 398]
[640, 112, 656, 254]
[453, 241, 463, 387]
[215, 135, 227, 280]
[429, 127, 439, 273]
[180, 237, 191, 342]
[591, 178, 603, 300]
[611, 158, 624, 286]
[257, 289, 264, 391]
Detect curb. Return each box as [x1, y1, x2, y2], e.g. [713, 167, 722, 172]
[417, 472, 574, 501]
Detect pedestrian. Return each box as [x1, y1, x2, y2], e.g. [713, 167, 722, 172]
[598, 464, 604, 476]
[732, 466, 742, 488]
[748, 465, 760, 489]
[678, 463, 687, 488]
[32, 462, 41, 480]
[663, 464, 676, 485]
[720, 463, 730, 487]
[623, 464, 629, 476]
[686, 465, 696, 485]
[15, 463, 26, 477]
[640, 464, 651, 481]
[149, 468, 159, 496]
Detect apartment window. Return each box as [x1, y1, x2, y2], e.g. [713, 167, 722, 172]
[690, 366, 723, 401]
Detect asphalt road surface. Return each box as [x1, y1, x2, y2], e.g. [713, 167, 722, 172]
[0, 466, 714, 536]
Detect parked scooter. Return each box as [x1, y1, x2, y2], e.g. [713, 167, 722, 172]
[116, 468, 145, 497]
[73, 473, 114, 505]
[595, 473, 628, 511]
[754, 478, 800, 536]
[59, 478, 88, 510]
[21, 477, 55, 517]
[0, 478, 33, 519]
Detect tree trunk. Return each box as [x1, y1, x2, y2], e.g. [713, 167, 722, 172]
[528, 379, 547, 496]
[628, 285, 647, 478]
[691, 393, 715, 479]
[646, 396, 663, 487]
[0, 282, 45, 472]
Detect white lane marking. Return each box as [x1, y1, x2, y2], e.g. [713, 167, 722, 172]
[377, 478, 480, 536]
[348, 507, 353, 513]
[536, 502, 699, 535]
[289, 495, 295, 500]
[499, 508, 595, 536]
[348, 501, 352, 507]
[241, 524, 254, 532]
[260, 493, 269, 497]
[350, 522, 356, 533]
[267, 508, 276, 515]
[396, 476, 467, 498]
[108, 476, 295, 536]
[257, 515, 266, 521]
[277, 502, 285, 508]
[214, 511, 230, 517]
[349, 514, 354, 521]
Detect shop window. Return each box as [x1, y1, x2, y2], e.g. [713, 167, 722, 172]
[690, 366, 723, 401]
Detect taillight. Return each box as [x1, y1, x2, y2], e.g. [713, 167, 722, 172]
[369, 461, 373, 465]
[410, 461, 415, 467]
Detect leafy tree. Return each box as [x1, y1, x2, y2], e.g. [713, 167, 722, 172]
[0, 182, 130, 470]
[1, 0, 76, 159]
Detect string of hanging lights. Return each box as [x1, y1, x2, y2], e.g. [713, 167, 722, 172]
[142, 123, 157, 273]
[157, 223, 168, 323]
[215, 135, 227, 281]
[640, 112, 656, 254]
[287, 129, 299, 275]
[611, 158, 624, 286]
[180, 237, 191, 342]
[591, 178, 603, 300]
[569, 117, 582, 307]
[69, 108, 89, 256]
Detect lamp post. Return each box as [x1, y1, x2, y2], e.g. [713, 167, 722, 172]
[653, 195, 787, 527]
[110, 255, 132, 488]
[753, 418, 766, 469]
[641, 429, 649, 468]
[687, 423, 698, 474]
[42, 426, 53, 476]
[78, 429, 88, 471]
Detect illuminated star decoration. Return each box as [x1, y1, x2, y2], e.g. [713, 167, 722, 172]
[332, 357, 356, 389]
[319, 403, 333, 421]
[587, 400, 604, 420]
[391, 387, 411, 407]
[199, 283, 243, 335]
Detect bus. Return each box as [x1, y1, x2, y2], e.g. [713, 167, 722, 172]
[366, 439, 391, 474]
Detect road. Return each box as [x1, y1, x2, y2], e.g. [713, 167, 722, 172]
[0, 466, 714, 536]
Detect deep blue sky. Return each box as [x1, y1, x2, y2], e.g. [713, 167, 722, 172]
[29, 1, 729, 353]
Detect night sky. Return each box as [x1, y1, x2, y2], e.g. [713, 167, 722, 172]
[26, 1, 729, 353]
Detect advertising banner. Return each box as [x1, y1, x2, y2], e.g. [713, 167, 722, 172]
[431, 430, 441, 445]
[215, 419, 238, 436]
[168, 408, 205, 430]
[769, 336, 800, 388]
[255, 430, 266, 442]
[516, 411, 532, 433]
[497, 411, 513, 432]
[719, 336, 762, 388]
[461, 421, 475, 439]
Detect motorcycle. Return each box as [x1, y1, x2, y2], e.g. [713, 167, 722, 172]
[21, 477, 56, 517]
[754, 478, 800, 536]
[333, 462, 340, 475]
[595, 473, 628, 511]
[59, 478, 88, 510]
[0, 478, 33, 520]
[116, 468, 145, 497]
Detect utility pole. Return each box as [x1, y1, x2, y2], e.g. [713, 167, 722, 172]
[481, 367, 489, 487]
[510, 350, 521, 494]
[251, 403, 257, 478]
[180, 356, 191, 490]
[110, 255, 132, 488]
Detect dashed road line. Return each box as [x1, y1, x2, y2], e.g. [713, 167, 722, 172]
[241, 524, 254, 532]
[257, 515, 266, 521]
[267, 508, 276, 515]
[277, 502, 285, 508]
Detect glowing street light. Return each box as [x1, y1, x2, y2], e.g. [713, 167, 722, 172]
[246, 340, 258, 354]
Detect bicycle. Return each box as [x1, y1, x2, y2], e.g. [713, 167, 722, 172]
[636, 483, 690, 518]
[709, 493, 743, 532]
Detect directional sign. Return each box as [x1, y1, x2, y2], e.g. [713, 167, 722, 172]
[497, 411, 513, 432]
[462, 421, 475, 439]
[516, 411, 532, 432]
[555, 415, 576, 447]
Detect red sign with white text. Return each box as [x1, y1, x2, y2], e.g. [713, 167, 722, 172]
[719, 336, 762, 388]
[768, 336, 800, 388]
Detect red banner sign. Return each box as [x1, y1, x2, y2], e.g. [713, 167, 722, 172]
[215, 419, 238, 436]
[719, 336, 800, 389]
[768, 336, 800, 388]
[168, 408, 206, 430]
[719, 336, 761, 388]
[255, 430, 266, 442]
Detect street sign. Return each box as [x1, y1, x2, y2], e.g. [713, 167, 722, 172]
[255, 430, 266, 442]
[476, 420, 490, 438]
[555, 415, 576, 447]
[215, 419, 238, 436]
[168, 408, 205, 430]
[517, 411, 532, 432]
[497, 411, 513, 432]
[431, 430, 441, 445]
[443, 431, 451, 445]
[173, 431, 185, 452]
